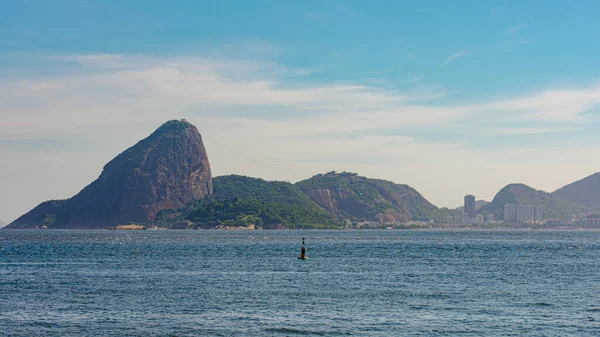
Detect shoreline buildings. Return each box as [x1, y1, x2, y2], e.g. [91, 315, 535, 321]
[445, 195, 497, 226]
[504, 203, 543, 224]
[446, 195, 548, 226]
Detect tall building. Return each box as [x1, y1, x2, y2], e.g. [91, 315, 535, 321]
[534, 206, 543, 223]
[504, 203, 516, 222]
[516, 204, 534, 223]
[583, 218, 600, 228]
[464, 195, 476, 218]
[453, 214, 465, 225]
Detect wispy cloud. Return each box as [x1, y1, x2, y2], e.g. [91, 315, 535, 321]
[442, 50, 469, 67]
[1, 53, 458, 141]
[480, 87, 600, 121]
[506, 24, 526, 33]
[3, 53, 600, 142]
[489, 127, 578, 135]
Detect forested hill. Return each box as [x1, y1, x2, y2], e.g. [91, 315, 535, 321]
[295, 172, 444, 223]
[165, 175, 338, 229]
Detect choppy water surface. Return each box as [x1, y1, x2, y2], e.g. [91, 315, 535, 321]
[1, 230, 600, 336]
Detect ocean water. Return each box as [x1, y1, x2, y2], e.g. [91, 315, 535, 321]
[1, 230, 600, 336]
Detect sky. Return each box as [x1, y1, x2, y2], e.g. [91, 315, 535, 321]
[2, 0, 600, 222]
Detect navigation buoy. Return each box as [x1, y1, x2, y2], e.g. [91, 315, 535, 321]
[298, 238, 308, 259]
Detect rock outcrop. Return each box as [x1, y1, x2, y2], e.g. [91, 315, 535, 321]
[7, 119, 212, 229]
[296, 172, 442, 223]
[4, 200, 67, 229]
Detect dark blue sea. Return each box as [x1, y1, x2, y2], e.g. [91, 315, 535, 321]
[1, 230, 600, 336]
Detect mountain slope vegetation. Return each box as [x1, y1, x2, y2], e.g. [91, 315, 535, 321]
[295, 172, 443, 223]
[160, 175, 339, 229]
[552, 172, 600, 211]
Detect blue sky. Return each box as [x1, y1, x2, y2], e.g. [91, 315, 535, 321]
[2, 0, 600, 222]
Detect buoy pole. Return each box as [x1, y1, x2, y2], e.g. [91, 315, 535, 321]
[300, 238, 306, 259]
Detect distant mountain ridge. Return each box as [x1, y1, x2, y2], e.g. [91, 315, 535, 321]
[295, 171, 444, 223]
[7, 120, 213, 229]
[7, 119, 597, 229]
[552, 172, 600, 211]
[479, 183, 589, 221]
[160, 172, 447, 228]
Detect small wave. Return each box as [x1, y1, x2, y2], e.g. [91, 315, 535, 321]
[586, 308, 600, 312]
[533, 302, 553, 307]
[264, 327, 327, 335]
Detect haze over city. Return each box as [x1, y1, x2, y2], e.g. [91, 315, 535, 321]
[2, 0, 600, 222]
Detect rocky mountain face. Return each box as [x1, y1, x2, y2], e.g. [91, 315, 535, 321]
[552, 172, 600, 211]
[4, 200, 67, 229]
[295, 172, 442, 223]
[7, 120, 212, 229]
[479, 183, 589, 221]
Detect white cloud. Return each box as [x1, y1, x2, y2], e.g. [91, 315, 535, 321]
[442, 50, 469, 67]
[0, 54, 456, 141]
[4, 53, 598, 141]
[506, 24, 526, 33]
[480, 87, 600, 121]
[489, 127, 577, 135]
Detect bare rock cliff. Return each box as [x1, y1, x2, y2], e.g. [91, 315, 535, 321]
[7, 119, 212, 229]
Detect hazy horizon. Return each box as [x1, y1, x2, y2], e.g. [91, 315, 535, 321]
[2, 0, 600, 222]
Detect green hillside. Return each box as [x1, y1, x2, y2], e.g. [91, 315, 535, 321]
[295, 172, 444, 223]
[158, 175, 339, 229]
